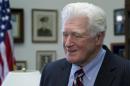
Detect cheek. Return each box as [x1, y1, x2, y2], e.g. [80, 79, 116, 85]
[80, 39, 96, 53]
[63, 41, 67, 52]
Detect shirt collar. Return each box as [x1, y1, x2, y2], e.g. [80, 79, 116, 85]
[70, 48, 106, 80]
[84, 48, 106, 80]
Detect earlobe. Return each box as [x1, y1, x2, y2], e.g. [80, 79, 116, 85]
[95, 36, 100, 45]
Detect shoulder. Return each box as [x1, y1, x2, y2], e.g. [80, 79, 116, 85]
[41, 58, 71, 72]
[103, 45, 130, 68]
[40, 58, 71, 79]
[114, 55, 130, 69]
[105, 50, 130, 77]
[109, 52, 130, 68]
[106, 50, 130, 69]
[40, 58, 72, 86]
[113, 55, 130, 85]
[46, 58, 70, 67]
[103, 45, 130, 73]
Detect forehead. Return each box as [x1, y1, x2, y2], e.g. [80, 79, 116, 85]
[63, 16, 89, 32]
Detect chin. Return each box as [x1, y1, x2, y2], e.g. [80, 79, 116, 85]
[66, 56, 80, 64]
[66, 56, 74, 63]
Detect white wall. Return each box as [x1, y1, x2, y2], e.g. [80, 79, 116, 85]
[10, 0, 124, 70]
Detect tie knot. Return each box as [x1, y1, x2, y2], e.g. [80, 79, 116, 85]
[75, 69, 85, 78]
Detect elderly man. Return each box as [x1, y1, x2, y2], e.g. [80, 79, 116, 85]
[40, 2, 130, 86]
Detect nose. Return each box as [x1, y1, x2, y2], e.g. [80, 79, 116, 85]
[64, 35, 74, 48]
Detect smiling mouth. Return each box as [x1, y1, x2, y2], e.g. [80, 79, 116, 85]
[66, 49, 77, 55]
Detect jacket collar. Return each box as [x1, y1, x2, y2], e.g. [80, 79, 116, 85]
[94, 45, 118, 86]
[61, 45, 118, 86]
[60, 59, 72, 86]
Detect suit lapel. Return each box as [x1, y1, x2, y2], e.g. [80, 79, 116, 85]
[94, 50, 118, 86]
[59, 59, 72, 86]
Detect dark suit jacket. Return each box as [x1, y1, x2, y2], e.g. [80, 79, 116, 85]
[40, 46, 130, 86]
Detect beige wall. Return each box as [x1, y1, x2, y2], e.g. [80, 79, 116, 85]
[10, 0, 124, 71]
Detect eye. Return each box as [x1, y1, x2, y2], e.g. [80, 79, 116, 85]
[62, 32, 88, 39]
[63, 32, 69, 37]
[72, 32, 82, 38]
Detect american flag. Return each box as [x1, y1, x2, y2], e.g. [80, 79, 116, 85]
[0, 0, 15, 85]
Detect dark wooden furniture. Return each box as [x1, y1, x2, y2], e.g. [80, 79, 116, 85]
[125, 0, 130, 59]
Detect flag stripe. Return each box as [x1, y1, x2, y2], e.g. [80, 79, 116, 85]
[0, 0, 15, 85]
[5, 31, 13, 70]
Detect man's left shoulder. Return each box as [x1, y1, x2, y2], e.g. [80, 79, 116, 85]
[113, 55, 130, 71]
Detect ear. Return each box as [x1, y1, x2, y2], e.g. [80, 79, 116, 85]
[95, 32, 105, 46]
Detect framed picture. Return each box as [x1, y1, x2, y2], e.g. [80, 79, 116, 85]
[114, 9, 124, 35]
[36, 51, 56, 72]
[32, 9, 58, 43]
[111, 43, 125, 57]
[11, 8, 24, 43]
[15, 61, 27, 71]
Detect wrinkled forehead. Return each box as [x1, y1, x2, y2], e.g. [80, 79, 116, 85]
[62, 16, 90, 32]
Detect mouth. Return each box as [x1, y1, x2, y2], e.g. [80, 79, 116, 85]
[66, 49, 77, 55]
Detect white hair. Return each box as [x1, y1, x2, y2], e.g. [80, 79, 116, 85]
[61, 2, 107, 36]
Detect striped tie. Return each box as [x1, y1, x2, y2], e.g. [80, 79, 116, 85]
[73, 69, 85, 86]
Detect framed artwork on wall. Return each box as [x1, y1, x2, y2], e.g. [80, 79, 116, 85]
[111, 43, 125, 57]
[11, 8, 24, 43]
[36, 50, 56, 72]
[114, 9, 124, 35]
[32, 9, 58, 43]
[15, 61, 27, 72]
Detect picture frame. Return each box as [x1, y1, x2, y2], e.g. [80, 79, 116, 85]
[114, 9, 124, 35]
[15, 61, 27, 72]
[11, 8, 24, 43]
[111, 43, 125, 57]
[32, 9, 58, 43]
[36, 50, 56, 72]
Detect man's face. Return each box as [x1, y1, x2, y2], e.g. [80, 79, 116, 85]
[63, 16, 102, 66]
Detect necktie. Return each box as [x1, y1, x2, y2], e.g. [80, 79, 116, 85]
[73, 69, 85, 86]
